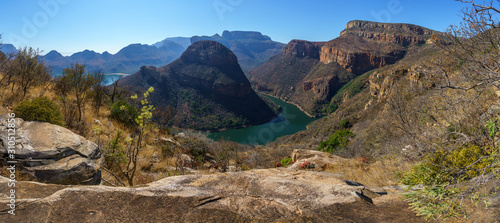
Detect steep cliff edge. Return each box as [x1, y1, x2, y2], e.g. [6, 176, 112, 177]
[118, 40, 278, 130]
[249, 20, 442, 114]
[320, 20, 440, 74]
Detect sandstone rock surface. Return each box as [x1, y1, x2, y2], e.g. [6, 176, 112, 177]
[0, 168, 424, 222]
[0, 115, 101, 185]
[289, 149, 347, 170]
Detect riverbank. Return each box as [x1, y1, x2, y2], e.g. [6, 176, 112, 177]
[257, 91, 317, 118]
[208, 95, 318, 145]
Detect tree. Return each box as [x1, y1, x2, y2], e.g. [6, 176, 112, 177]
[102, 87, 155, 186]
[8, 47, 51, 98]
[54, 63, 101, 130]
[396, 1, 500, 219]
[89, 70, 106, 113]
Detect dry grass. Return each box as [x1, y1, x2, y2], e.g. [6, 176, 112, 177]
[325, 156, 413, 187]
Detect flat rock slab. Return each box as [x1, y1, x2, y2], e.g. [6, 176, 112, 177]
[0, 168, 424, 222]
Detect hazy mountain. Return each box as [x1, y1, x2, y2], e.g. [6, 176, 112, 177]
[0, 44, 18, 55]
[153, 37, 192, 49]
[42, 43, 185, 74]
[38, 31, 283, 74]
[191, 30, 285, 73]
[118, 40, 278, 130]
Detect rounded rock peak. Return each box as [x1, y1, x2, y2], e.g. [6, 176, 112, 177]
[180, 40, 238, 66]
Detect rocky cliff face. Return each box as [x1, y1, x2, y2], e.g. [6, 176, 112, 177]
[249, 38, 354, 115]
[249, 20, 442, 114]
[282, 40, 324, 59]
[119, 40, 278, 130]
[320, 20, 440, 74]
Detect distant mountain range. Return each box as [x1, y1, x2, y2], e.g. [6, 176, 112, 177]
[0, 31, 285, 75]
[191, 31, 285, 73]
[41, 42, 186, 74]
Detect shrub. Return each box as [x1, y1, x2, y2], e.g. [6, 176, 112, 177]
[339, 119, 350, 129]
[398, 144, 495, 220]
[110, 100, 137, 125]
[279, 157, 293, 167]
[14, 97, 64, 126]
[318, 129, 353, 153]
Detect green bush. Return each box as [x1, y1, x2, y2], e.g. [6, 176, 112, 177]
[110, 100, 137, 125]
[14, 97, 64, 126]
[279, 157, 293, 167]
[339, 119, 350, 129]
[318, 129, 353, 153]
[399, 144, 495, 220]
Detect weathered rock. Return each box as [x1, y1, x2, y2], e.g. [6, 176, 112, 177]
[0, 115, 101, 185]
[249, 20, 442, 114]
[0, 168, 424, 222]
[320, 20, 443, 75]
[289, 149, 347, 170]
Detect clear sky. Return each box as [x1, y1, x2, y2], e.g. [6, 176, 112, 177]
[0, 0, 469, 56]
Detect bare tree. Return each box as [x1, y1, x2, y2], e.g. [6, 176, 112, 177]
[54, 63, 101, 130]
[7, 47, 51, 98]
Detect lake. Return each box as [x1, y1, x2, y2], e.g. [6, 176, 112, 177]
[52, 73, 127, 86]
[208, 96, 318, 145]
[102, 74, 125, 86]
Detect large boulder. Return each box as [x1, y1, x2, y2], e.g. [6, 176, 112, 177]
[0, 115, 101, 185]
[289, 149, 347, 170]
[0, 168, 424, 222]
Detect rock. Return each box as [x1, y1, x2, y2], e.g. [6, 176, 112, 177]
[0, 115, 101, 185]
[180, 154, 192, 167]
[0, 168, 424, 222]
[289, 149, 347, 170]
[282, 39, 324, 59]
[226, 165, 241, 172]
[177, 132, 186, 138]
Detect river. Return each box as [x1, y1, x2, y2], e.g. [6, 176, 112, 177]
[207, 96, 318, 145]
[54, 72, 316, 145]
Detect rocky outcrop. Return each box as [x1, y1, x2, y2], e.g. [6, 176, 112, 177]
[341, 20, 438, 46]
[289, 149, 347, 170]
[0, 168, 424, 222]
[119, 41, 278, 130]
[320, 43, 406, 74]
[0, 115, 101, 185]
[320, 20, 441, 74]
[249, 38, 354, 115]
[282, 40, 324, 59]
[249, 20, 440, 114]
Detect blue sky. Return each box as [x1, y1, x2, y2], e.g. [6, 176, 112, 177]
[0, 0, 468, 55]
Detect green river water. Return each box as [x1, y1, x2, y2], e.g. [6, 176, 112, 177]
[208, 96, 318, 145]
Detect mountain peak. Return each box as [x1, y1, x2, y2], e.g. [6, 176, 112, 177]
[119, 40, 277, 130]
[44, 50, 64, 59]
[0, 44, 18, 55]
[282, 39, 325, 59]
[180, 40, 238, 66]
